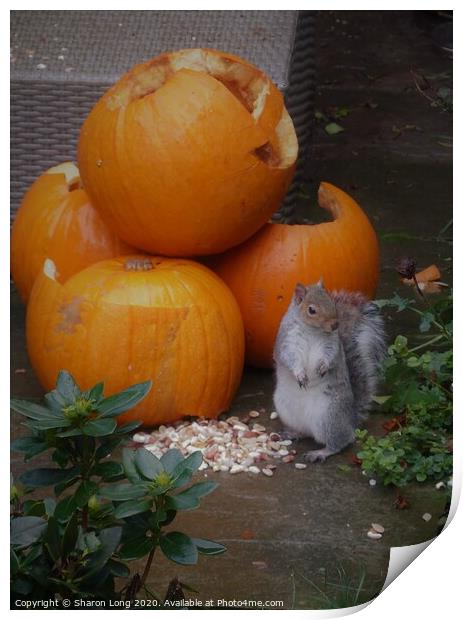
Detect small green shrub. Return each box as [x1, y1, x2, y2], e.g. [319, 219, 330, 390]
[10, 371, 225, 605]
[356, 291, 452, 487]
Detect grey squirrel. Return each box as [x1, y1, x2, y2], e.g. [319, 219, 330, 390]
[273, 280, 386, 462]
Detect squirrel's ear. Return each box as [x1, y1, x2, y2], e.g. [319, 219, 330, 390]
[294, 283, 306, 305]
[316, 277, 324, 289]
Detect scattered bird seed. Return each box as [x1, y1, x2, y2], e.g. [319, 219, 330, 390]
[422, 513, 432, 522]
[367, 530, 382, 540]
[294, 463, 307, 470]
[270, 411, 278, 420]
[230, 465, 244, 474]
[371, 523, 385, 534]
[249, 410, 260, 418]
[435, 482, 446, 490]
[369, 479, 377, 486]
[132, 433, 150, 444]
[137, 413, 295, 475]
[36, 63, 46, 70]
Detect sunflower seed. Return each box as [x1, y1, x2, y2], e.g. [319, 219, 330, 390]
[367, 530, 382, 540]
[371, 523, 385, 534]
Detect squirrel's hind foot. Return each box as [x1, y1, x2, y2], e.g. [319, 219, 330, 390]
[304, 447, 337, 463]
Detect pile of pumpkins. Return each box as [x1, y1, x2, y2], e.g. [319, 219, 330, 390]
[11, 48, 379, 426]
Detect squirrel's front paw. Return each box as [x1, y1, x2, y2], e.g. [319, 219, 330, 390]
[316, 360, 329, 377]
[295, 371, 309, 389]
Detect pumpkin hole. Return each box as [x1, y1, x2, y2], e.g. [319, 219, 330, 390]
[252, 142, 280, 166]
[68, 179, 83, 192]
[129, 49, 266, 120]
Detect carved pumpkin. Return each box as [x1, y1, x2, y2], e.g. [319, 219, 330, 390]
[11, 162, 133, 303]
[212, 182, 380, 368]
[78, 48, 298, 257]
[26, 256, 245, 426]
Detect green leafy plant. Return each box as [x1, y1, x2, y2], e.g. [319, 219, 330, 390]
[11, 371, 225, 605]
[356, 289, 452, 487]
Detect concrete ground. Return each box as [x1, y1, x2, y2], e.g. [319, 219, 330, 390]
[11, 10, 452, 609]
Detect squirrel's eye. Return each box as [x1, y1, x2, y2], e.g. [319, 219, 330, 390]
[308, 305, 317, 315]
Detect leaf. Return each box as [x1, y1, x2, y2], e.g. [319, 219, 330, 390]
[42, 516, 61, 561]
[83, 418, 117, 437]
[11, 516, 47, 548]
[99, 483, 148, 501]
[22, 500, 44, 516]
[92, 461, 125, 481]
[10, 548, 20, 574]
[107, 559, 130, 578]
[32, 500, 55, 518]
[77, 530, 101, 553]
[61, 512, 78, 558]
[10, 399, 54, 420]
[44, 389, 67, 412]
[56, 427, 83, 438]
[325, 122, 344, 135]
[86, 382, 105, 403]
[114, 420, 142, 435]
[419, 312, 435, 333]
[11, 436, 48, 459]
[54, 495, 77, 522]
[95, 436, 124, 460]
[25, 417, 72, 431]
[56, 370, 81, 403]
[192, 537, 227, 556]
[171, 451, 203, 487]
[11, 577, 34, 595]
[75, 480, 99, 508]
[161, 449, 185, 474]
[119, 535, 155, 561]
[78, 527, 122, 579]
[114, 498, 153, 519]
[380, 231, 421, 242]
[122, 449, 141, 483]
[21, 543, 43, 568]
[337, 464, 351, 473]
[54, 473, 81, 496]
[135, 448, 164, 480]
[97, 381, 152, 417]
[160, 531, 198, 565]
[20, 467, 79, 487]
[165, 481, 218, 511]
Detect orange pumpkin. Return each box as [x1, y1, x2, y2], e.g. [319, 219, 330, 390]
[212, 182, 380, 368]
[11, 162, 134, 303]
[78, 48, 298, 257]
[26, 255, 245, 426]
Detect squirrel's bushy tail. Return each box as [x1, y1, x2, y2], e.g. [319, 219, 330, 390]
[333, 292, 387, 421]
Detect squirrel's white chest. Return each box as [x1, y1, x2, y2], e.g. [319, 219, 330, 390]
[273, 366, 331, 442]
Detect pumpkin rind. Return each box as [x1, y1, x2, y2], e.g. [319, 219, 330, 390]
[26, 255, 245, 426]
[212, 182, 380, 368]
[11, 162, 134, 303]
[78, 48, 298, 256]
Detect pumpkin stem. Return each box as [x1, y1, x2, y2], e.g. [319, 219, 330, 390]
[124, 257, 154, 271]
